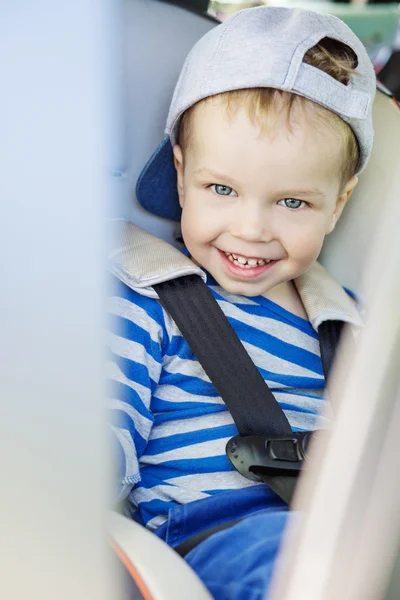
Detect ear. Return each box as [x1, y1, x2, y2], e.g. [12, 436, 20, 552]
[326, 175, 358, 234]
[173, 145, 185, 208]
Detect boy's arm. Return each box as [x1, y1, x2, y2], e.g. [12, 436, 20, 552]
[107, 278, 166, 503]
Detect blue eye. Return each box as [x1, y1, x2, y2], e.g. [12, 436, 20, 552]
[278, 198, 306, 210]
[212, 184, 236, 196]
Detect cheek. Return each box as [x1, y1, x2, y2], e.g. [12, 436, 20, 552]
[181, 193, 224, 242]
[283, 219, 327, 261]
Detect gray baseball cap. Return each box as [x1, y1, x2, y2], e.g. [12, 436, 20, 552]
[137, 6, 376, 221]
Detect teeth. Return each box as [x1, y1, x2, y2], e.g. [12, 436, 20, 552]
[223, 250, 274, 268]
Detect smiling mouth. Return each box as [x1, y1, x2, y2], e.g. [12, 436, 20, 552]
[223, 251, 273, 269]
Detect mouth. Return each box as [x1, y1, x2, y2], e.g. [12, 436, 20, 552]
[222, 251, 272, 268]
[218, 249, 279, 279]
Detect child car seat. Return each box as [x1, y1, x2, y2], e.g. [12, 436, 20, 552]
[109, 1, 400, 598]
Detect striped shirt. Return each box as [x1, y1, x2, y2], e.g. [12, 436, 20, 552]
[108, 273, 330, 532]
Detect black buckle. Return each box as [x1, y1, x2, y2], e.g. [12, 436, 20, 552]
[226, 432, 313, 482]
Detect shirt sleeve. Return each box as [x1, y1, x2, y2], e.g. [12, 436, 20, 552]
[107, 277, 167, 503]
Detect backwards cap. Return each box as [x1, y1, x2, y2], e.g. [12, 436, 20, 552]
[137, 6, 376, 221]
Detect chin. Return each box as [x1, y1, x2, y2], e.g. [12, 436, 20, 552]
[215, 277, 269, 297]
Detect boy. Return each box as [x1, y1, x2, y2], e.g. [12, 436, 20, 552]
[109, 6, 375, 598]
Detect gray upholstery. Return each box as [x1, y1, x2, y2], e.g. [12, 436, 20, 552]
[320, 89, 400, 294]
[117, 0, 215, 246]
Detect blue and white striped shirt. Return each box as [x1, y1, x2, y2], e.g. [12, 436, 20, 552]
[108, 273, 330, 532]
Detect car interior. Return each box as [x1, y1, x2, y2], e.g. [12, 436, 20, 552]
[107, 2, 400, 600]
[2, 1, 399, 599]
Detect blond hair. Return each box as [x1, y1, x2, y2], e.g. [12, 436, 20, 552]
[178, 38, 359, 190]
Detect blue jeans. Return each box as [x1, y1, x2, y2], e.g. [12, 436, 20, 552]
[155, 486, 290, 600]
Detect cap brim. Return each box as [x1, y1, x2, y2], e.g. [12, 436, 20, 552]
[136, 135, 182, 222]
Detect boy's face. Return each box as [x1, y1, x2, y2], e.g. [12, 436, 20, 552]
[174, 97, 357, 298]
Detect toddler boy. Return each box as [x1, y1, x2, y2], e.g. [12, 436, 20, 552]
[109, 6, 375, 599]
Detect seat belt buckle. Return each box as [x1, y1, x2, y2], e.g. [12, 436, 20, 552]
[226, 432, 314, 482]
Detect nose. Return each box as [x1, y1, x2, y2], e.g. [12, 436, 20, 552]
[230, 203, 273, 243]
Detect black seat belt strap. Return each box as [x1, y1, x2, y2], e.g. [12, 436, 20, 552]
[318, 319, 345, 380]
[154, 275, 292, 437]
